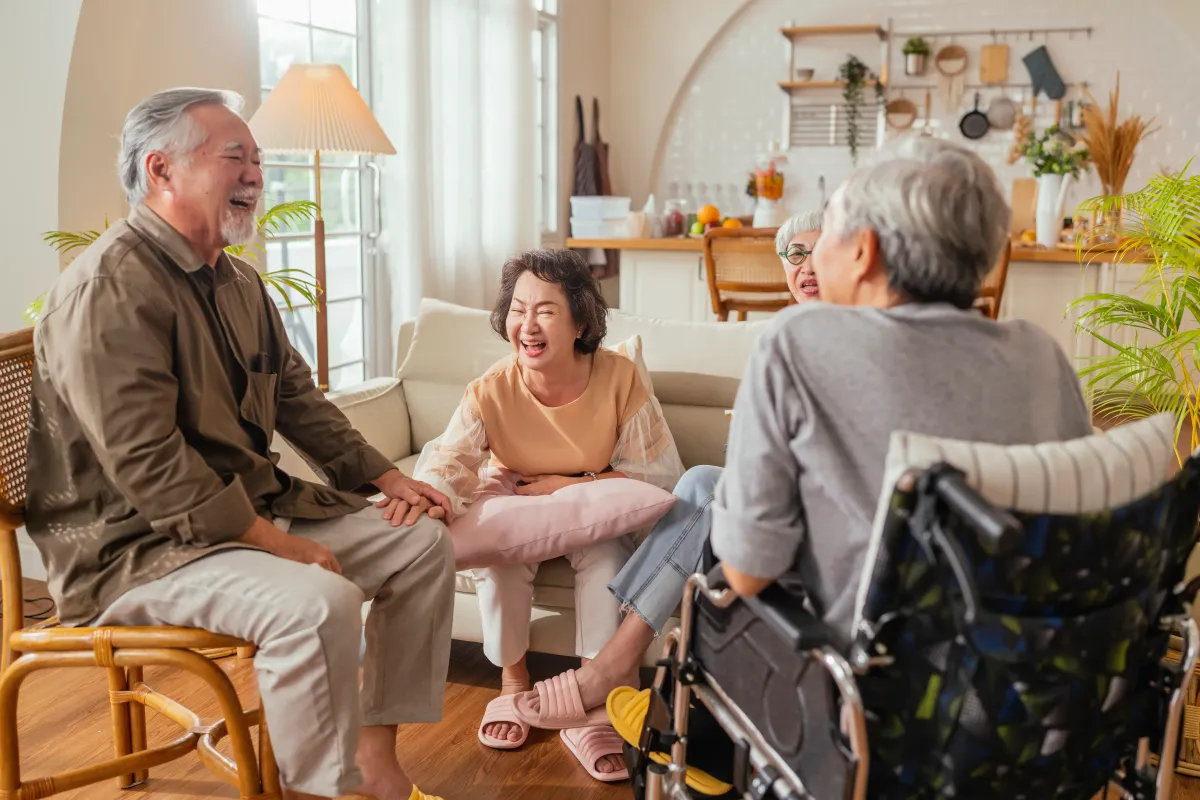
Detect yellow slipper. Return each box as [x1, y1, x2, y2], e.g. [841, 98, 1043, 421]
[409, 786, 443, 800]
[606, 686, 733, 796]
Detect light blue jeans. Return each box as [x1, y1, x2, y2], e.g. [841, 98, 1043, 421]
[608, 465, 723, 634]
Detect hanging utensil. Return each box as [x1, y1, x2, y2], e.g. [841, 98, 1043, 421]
[986, 94, 1017, 130]
[980, 35, 1010, 85]
[885, 96, 918, 131]
[935, 44, 968, 111]
[959, 92, 990, 140]
[920, 89, 933, 137]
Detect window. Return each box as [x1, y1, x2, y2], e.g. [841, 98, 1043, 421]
[257, 0, 373, 391]
[533, 0, 558, 238]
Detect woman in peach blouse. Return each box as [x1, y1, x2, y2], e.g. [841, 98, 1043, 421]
[388, 249, 684, 777]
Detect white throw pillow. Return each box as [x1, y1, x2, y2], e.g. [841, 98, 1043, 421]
[852, 413, 1180, 628]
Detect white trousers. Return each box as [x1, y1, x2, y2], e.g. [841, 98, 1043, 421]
[471, 537, 632, 667]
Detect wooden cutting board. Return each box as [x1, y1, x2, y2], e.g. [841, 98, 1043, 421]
[1011, 178, 1037, 236]
[980, 44, 1009, 84]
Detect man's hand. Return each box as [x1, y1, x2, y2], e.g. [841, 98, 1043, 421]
[375, 469, 453, 517]
[239, 516, 341, 574]
[513, 474, 580, 496]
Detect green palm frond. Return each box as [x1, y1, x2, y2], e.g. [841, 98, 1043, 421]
[1069, 160, 1200, 459]
[255, 199, 318, 240]
[42, 228, 104, 258]
[261, 268, 321, 313]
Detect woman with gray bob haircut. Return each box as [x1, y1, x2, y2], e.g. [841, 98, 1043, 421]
[774, 210, 823, 301]
[818, 137, 1010, 309]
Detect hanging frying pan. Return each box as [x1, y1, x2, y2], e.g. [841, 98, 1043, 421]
[959, 92, 990, 139]
[986, 95, 1017, 130]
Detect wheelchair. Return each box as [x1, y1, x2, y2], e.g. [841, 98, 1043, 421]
[624, 456, 1200, 800]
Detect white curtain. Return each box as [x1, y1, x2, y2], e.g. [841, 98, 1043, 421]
[370, 0, 537, 369]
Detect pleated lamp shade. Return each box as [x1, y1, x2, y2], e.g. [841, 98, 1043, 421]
[249, 63, 395, 155]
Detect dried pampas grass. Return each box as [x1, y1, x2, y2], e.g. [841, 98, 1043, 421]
[1079, 72, 1158, 196]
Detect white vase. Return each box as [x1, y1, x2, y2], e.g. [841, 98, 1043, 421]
[1035, 173, 1068, 249]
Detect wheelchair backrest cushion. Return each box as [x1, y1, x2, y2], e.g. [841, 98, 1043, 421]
[853, 413, 1179, 630]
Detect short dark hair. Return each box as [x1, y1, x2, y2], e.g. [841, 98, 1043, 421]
[490, 249, 608, 354]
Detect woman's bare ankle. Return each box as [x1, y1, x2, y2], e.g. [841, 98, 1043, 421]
[500, 659, 530, 693]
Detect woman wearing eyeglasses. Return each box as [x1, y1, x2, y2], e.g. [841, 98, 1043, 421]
[507, 211, 825, 760]
[776, 210, 822, 301]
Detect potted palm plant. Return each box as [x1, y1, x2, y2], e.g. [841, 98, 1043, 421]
[902, 37, 930, 76]
[1069, 163, 1200, 461]
[25, 200, 321, 324]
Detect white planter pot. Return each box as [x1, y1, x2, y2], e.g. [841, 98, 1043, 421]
[1036, 173, 1066, 249]
[905, 53, 927, 76]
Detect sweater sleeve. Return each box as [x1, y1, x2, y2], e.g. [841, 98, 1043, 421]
[710, 330, 807, 580]
[411, 390, 491, 518]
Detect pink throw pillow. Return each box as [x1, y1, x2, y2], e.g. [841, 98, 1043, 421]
[449, 472, 677, 570]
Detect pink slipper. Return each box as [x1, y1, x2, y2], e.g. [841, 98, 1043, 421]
[477, 694, 530, 750]
[512, 669, 608, 730]
[560, 725, 630, 782]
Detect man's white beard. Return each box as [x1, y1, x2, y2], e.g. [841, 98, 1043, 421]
[222, 208, 258, 247]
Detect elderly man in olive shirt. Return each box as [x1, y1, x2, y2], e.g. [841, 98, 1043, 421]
[26, 88, 453, 800]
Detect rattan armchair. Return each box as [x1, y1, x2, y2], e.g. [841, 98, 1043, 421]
[702, 227, 795, 321]
[0, 328, 280, 800]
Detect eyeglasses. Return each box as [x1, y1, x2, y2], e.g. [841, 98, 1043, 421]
[778, 244, 811, 266]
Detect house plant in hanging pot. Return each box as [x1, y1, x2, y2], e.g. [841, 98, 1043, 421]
[839, 54, 885, 166]
[1019, 125, 1090, 248]
[1069, 163, 1200, 461]
[902, 37, 930, 76]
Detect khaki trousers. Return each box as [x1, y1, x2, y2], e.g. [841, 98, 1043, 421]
[94, 508, 456, 797]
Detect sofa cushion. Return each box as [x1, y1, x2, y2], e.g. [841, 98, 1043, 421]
[326, 377, 412, 462]
[449, 472, 675, 570]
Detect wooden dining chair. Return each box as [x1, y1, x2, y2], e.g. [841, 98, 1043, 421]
[703, 227, 794, 321]
[974, 239, 1013, 320]
[0, 328, 279, 800]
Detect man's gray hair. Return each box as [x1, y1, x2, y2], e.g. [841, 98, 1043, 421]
[118, 88, 244, 205]
[774, 210, 824, 254]
[825, 137, 1010, 309]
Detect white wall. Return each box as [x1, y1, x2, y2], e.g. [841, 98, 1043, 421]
[607, 0, 747, 204]
[0, 2, 83, 331]
[556, 0, 612, 241]
[630, 0, 1200, 219]
[59, 0, 261, 237]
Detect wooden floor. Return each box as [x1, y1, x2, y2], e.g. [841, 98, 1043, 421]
[9, 578, 1200, 799]
[12, 579, 624, 800]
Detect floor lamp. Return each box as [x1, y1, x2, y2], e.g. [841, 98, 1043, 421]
[249, 63, 395, 391]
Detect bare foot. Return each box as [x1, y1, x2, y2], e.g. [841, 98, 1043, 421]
[482, 660, 531, 744]
[594, 752, 626, 775]
[575, 660, 639, 711]
[353, 726, 414, 800]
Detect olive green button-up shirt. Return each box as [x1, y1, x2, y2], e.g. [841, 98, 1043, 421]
[26, 204, 395, 625]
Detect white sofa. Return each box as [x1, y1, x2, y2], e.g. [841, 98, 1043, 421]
[284, 298, 767, 661]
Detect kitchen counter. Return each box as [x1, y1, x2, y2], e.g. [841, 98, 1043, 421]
[567, 237, 1139, 264]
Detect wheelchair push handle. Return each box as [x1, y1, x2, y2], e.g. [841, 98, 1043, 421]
[925, 464, 1022, 555]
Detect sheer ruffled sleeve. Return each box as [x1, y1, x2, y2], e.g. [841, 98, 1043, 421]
[412, 392, 491, 519]
[611, 389, 685, 494]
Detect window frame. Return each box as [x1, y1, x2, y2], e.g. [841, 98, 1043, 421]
[256, 0, 378, 390]
[534, 4, 559, 240]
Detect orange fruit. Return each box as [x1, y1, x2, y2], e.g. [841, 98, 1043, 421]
[722, 218, 743, 228]
[697, 205, 721, 225]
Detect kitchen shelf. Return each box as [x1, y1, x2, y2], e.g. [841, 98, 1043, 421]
[779, 79, 884, 92]
[780, 24, 885, 40]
